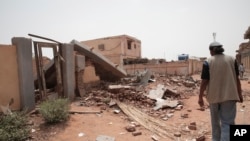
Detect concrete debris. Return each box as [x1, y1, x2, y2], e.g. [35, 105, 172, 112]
[136, 69, 152, 85]
[181, 113, 189, 118]
[196, 135, 206, 141]
[188, 125, 197, 130]
[175, 105, 183, 110]
[132, 131, 142, 136]
[183, 80, 196, 87]
[174, 132, 181, 137]
[147, 84, 166, 99]
[96, 135, 115, 141]
[153, 98, 179, 110]
[113, 109, 120, 114]
[125, 125, 136, 132]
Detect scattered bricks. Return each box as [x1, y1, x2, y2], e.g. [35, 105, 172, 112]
[125, 125, 136, 132]
[196, 135, 205, 141]
[190, 122, 196, 126]
[188, 125, 197, 130]
[132, 131, 142, 136]
[174, 132, 181, 137]
[197, 107, 205, 111]
[181, 113, 189, 118]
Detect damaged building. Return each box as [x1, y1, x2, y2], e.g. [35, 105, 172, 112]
[0, 35, 126, 112]
[81, 34, 142, 67]
[237, 26, 250, 72]
[0, 33, 203, 113]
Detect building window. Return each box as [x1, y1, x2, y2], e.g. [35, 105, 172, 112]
[127, 40, 132, 50]
[134, 44, 136, 49]
[98, 44, 105, 51]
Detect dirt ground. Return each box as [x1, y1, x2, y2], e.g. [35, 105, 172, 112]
[29, 73, 250, 141]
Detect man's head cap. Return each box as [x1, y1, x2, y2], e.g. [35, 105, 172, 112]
[209, 41, 222, 47]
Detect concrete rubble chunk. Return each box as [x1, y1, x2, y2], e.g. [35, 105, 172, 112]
[183, 80, 196, 87]
[174, 132, 181, 137]
[139, 69, 152, 85]
[196, 135, 205, 141]
[175, 105, 183, 110]
[125, 125, 136, 132]
[147, 84, 165, 100]
[188, 125, 197, 130]
[181, 113, 189, 118]
[132, 131, 142, 136]
[153, 98, 179, 110]
[96, 135, 115, 141]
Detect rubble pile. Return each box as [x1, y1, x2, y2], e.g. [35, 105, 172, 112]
[80, 75, 200, 118]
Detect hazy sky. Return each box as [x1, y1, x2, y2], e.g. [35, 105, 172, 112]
[1, 0, 250, 61]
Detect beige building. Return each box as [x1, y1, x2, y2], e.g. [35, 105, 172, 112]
[238, 26, 250, 72]
[81, 35, 141, 68]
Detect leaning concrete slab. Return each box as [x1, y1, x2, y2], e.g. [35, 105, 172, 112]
[71, 40, 126, 81]
[12, 37, 35, 111]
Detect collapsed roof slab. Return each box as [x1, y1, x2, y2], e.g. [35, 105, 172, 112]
[71, 40, 127, 81]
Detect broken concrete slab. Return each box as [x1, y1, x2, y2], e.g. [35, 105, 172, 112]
[72, 40, 126, 81]
[153, 98, 179, 110]
[147, 84, 165, 100]
[96, 135, 115, 141]
[139, 69, 152, 85]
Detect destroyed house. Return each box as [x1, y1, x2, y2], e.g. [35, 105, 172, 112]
[81, 35, 141, 67]
[237, 26, 250, 72]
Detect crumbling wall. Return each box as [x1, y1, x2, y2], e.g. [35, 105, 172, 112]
[0, 45, 20, 110]
[124, 60, 202, 76]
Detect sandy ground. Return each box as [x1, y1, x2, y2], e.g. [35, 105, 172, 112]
[29, 74, 250, 141]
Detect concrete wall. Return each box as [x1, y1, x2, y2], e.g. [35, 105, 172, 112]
[0, 45, 21, 110]
[12, 37, 35, 111]
[124, 59, 203, 76]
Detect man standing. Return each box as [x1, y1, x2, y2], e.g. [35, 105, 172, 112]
[198, 41, 243, 141]
[239, 63, 245, 79]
